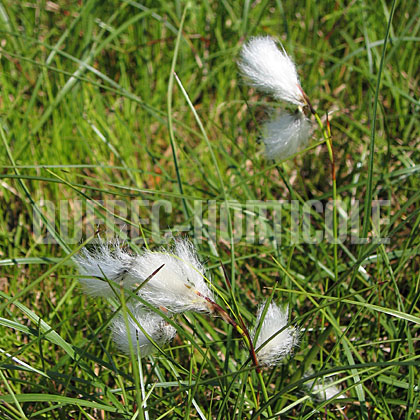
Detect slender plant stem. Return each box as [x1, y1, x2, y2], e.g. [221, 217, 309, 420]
[311, 109, 339, 287]
[202, 295, 260, 369]
[248, 376, 259, 413]
[167, 6, 190, 220]
[197, 291, 264, 414]
[257, 370, 273, 418]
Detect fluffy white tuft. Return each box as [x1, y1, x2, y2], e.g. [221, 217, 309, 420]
[305, 374, 346, 402]
[263, 111, 311, 161]
[252, 301, 299, 366]
[238, 36, 305, 106]
[75, 238, 213, 313]
[74, 240, 136, 298]
[130, 239, 213, 313]
[111, 304, 176, 357]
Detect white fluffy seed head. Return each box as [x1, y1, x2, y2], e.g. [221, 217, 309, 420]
[311, 380, 344, 402]
[305, 374, 345, 402]
[239, 36, 305, 106]
[75, 238, 213, 313]
[131, 239, 214, 313]
[74, 240, 136, 298]
[252, 301, 299, 366]
[111, 304, 176, 357]
[263, 111, 311, 161]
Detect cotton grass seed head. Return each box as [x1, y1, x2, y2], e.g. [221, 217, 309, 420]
[263, 111, 311, 161]
[74, 240, 136, 298]
[309, 379, 344, 402]
[304, 373, 346, 403]
[131, 239, 214, 313]
[239, 36, 305, 106]
[252, 301, 299, 366]
[75, 238, 213, 313]
[111, 304, 176, 357]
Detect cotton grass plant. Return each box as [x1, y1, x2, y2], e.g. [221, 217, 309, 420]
[111, 303, 177, 357]
[76, 238, 214, 313]
[1, 1, 417, 419]
[239, 36, 311, 160]
[30, 26, 411, 420]
[239, 35, 340, 286]
[75, 238, 299, 369]
[238, 36, 305, 106]
[252, 301, 299, 367]
[75, 237, 301, 418]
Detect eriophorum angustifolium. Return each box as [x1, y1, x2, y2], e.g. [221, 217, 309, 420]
[111, 304, 176, 357]
[4, 1, 415, 418]
[305, 375, 345, 402]
[239, 36, 312, 160]
[74, 239, 136, 297]
[75, 237, 302, 366]
[75, 238, 216, 357]
[263, 111, 312, 160]
[131, 239, 214, 313]
[75, 238, 214, 313]
[238, 36, 305, 106]
[71, 31, 329, 416]
[252, 301, 299, 366]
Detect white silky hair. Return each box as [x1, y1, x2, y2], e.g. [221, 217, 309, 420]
[75, 238, 213, 313]
[74, 240, 136, 298]
[111, 304, 176, 357]
[263, 111, 311, 161]
[131, 239, 213, 313]
[238, 36, 305, 106]
[308, 377, 345, 401]
[252, 301, 299, 366]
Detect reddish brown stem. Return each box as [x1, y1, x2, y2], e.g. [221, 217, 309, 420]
[196, 292, 260, 370]
[298, 84, 316, 115]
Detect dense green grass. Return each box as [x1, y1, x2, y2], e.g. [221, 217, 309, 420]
[1, 0, 419, 418]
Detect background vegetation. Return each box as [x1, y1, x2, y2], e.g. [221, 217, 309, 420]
[0, 0, 419, 418]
